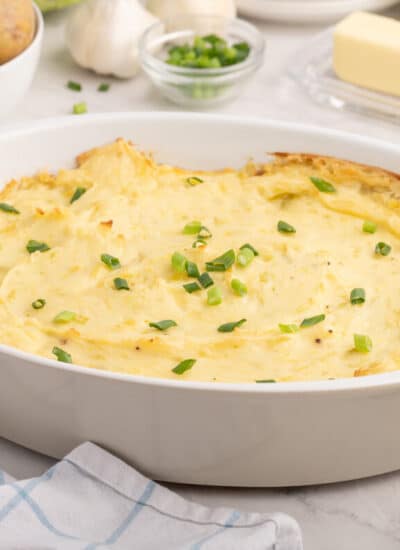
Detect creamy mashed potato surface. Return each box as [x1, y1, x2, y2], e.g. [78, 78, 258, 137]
[0, 139, 400, 382]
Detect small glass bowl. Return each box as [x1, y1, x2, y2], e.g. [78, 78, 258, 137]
[138, 15, 265, 108]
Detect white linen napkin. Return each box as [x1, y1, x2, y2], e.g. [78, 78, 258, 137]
[0, 442, 302, 549]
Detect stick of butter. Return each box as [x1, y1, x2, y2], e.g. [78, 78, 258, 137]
[333, 11, 400, 98]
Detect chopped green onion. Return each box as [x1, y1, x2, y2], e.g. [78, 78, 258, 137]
[350, 288, 366, 305]
[114, 278, 130, 291]
[186, 176, 204, 186]
[237, 246, 254, 268]
[171, 252, 187, 273]
[172, 358, 196, 375]
[300, 314, 325, 328]
[206, 249, 235, 272]
[73, 102, 87, 115]
[53, 310, 78, 324]
[183, 282, 201, 293]
[279, 323, 299, 334]
[354, 333, 372, 353]
[26, 240, 50, 254]
[231, 278, 247, 296]
[198, 226, 212, 239]
[198, 272, 214, 288]
[32, 299, 46, 310]
[101, 253, 121, 270]
[149, 320, 177, 331]
[363, 220, 377, 234]
[98, 83, 110, 92]
[240, 243, 259, 256]
[70, 187, 87, 204]
[207, 286, 222, 305]
[256, 379, 276, 383]
[183, 220, 202, 235]
[0, 203, 19, 214]
[375, 242, 391, 256]
[277, 220, 296, 234]
[185, 261, 200, 278]
[192, 238, 207, 248]
[310, 176, 336, 193]
[52, 346, 72, 364]
[218, 318, 247, 333]
[67, 80, 81, 92]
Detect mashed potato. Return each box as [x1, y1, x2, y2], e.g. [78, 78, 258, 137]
[0, 139, 399, 382]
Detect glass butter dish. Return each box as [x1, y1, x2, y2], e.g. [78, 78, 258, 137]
[288, 28, 400, 124]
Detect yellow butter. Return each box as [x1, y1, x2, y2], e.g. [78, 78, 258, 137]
[333, 11, 400, 97]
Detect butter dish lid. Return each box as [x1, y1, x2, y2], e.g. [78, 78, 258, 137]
[288, 27, 400, 124]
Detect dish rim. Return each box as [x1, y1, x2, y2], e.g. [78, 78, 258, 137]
[1, 111, 400, 395]
[0, 3, 44, 73]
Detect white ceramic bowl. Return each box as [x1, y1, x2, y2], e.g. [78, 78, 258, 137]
[1, 113, 400, 487]
[0, 3, 44, 118]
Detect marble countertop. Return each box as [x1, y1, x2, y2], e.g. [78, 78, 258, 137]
[2, 6, 400, 549]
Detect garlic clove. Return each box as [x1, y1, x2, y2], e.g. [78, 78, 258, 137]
[65, 0, 158, 79]
[146, 0, 237, 20]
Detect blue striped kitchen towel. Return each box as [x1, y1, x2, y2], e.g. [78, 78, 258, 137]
[0, 442, 302, 549]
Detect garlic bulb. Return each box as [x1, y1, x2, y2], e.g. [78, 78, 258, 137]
[147, 0, 237, 20]
[65, 0, 158, 79]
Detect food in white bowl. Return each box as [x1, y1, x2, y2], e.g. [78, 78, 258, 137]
[1, 138, 400, 384]
[1, 113, 400, 487]
[0, 2, 43, 118]
[0, 0, 35, 64]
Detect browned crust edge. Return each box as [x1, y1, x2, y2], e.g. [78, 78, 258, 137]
[271, 152, 400, 184]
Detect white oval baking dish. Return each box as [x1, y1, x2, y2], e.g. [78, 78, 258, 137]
[0, 113, 399, 487]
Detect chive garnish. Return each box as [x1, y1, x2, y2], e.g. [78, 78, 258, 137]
[218, 319, 247, 333]
[183, 282, 201, 293]
[363, 220, 377, 234]
[67, 80, 81, 91]
[198, 272, 214, 288]
[101, 253, 121, 270]
[375, 242, 391, 256]
[350, 288, 365, 305]
[237, 246, 254, 268]
[310, 176, 336, 193]
[172, 358, 196, 375]
[198, 226, 212, 239]
[149, 320, 177, 331]
[354, 334, 372, 353]
[192, 238, 207, 248]
[183, 220, 202, 235]
[98, 83, 110, 92]
[207, 286, 222, 305]
[279, 323, 299, 333]
[70, 187, 87, 204]
[186, 261, 200, 278]
[52, 346, 72, 364]
[277, 220, 296, 234]
[171, 252, 187, 273]
[256, 379, 276, 383]
[240, 243, 259, 256]
[53, 311, 78, 324]
[26, 240, 50, 254]
[0, 203, 19, 214]
[300, 314, 325, 328]
[73, 102, 87, 115]
[32, 299, 46, 310]
[231, 278, 247, 296]
[114, 278, 130, 291]
[206, 249, 235, 272]
[186, 176, 204, 186]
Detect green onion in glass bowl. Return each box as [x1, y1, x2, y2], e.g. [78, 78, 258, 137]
[138, 15, 265, 108]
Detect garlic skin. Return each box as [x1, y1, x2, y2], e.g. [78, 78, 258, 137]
[65, 0, 158, 79]
[147, 0, 237, 20]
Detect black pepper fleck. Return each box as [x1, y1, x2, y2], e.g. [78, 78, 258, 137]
[315, 338, 321, 344]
